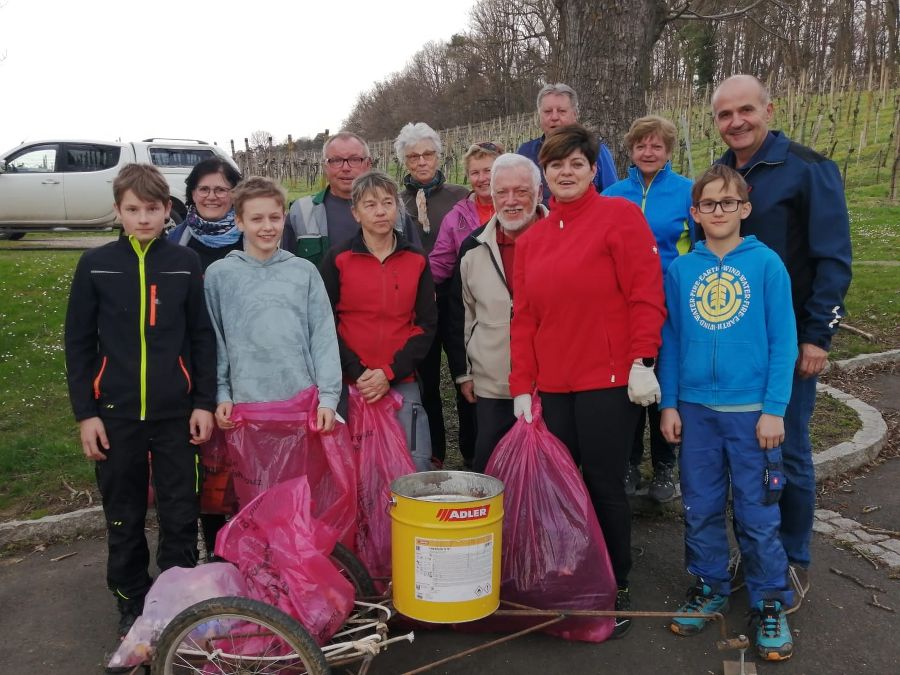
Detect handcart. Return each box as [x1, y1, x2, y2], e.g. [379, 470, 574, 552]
[143, 542, 755, 675]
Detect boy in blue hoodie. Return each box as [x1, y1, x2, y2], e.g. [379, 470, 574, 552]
[659, 165, 797, 661]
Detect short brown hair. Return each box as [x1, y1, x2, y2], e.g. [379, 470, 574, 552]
[624, 115, 677, 153]
[351, 169, 399, 205]
[113, 164, 169, 206]
[231, 176, 287, 216]
[537, 124, 598, 168]
[691, 164, 749, 203]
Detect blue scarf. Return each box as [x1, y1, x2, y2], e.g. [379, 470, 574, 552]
[184, 206, 241, 247]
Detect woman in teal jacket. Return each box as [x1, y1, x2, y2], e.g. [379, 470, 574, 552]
[602, 115, 694, 502]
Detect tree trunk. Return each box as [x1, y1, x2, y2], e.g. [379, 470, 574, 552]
[555, 0, 668, 171]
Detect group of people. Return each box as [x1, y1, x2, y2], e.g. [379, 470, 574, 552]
[64, 73, 851, 666]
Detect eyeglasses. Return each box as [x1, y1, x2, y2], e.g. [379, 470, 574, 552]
[324, 156, 368, 168]
[405, 150, 437, 163]
[194, 186, 231, 197]
[695, 199, 744, 214]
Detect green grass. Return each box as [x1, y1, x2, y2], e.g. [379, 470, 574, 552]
[809, 392, 862, 453]
[0, 252, 94, 518]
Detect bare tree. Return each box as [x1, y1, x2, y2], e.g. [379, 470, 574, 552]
[249, 130, 273, 151]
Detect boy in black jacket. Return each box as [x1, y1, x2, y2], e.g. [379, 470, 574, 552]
[64, 164, 216, 639]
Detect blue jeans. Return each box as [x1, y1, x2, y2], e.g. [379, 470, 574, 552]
[779, 373, 818, 568]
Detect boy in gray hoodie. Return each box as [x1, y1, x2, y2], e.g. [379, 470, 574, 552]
[204, 177, 341, 431]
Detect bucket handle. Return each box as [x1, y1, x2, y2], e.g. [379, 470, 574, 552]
[386, 495, 396, 515]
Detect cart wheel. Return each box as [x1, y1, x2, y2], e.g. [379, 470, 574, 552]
[329, 542, 377, 599]
[151, 596, 330, 675]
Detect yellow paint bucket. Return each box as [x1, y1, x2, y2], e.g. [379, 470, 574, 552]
[390, 471, 504, 623]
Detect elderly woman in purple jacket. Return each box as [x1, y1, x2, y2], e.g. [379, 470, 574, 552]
[428, 141, 503, 284]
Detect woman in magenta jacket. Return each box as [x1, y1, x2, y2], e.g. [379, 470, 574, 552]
[508, 124, 666, 638]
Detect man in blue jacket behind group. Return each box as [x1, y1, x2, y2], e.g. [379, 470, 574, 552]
[712, 74, 852, 613]
[517, 83, 617, 204]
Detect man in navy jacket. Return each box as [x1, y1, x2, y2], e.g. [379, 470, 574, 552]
[517, 83, 617, 204]
[712, 74, 852, 612]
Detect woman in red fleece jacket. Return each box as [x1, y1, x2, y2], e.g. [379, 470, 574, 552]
[509, 125, 666, 638]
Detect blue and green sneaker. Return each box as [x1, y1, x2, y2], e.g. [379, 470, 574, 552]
[670, 583, 729, 636]
[752, 600, 794, 661]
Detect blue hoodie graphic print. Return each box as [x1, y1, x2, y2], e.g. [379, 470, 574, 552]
[659, 236, 798, 416]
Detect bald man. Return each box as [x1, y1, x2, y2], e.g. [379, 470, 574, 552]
[712, 74, 852, 613]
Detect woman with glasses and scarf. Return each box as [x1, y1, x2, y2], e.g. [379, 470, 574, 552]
[168, 158, 243, 270]
[394, 122, 470, 469]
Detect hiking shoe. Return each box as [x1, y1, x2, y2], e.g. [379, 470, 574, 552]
[648, 463, 677, 502]
[670, 583, 729, 636]
[786, 564, 809, 614]
[625, 464, 643, 496]
[752, 600, 793, 661]
[116, 595, 145, 639]
[611, 587, 632, 638]
[728, 548, 746, 592]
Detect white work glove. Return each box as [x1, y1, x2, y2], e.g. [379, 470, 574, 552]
[627, 361, 661, 407]
[513, 394, 533, 423]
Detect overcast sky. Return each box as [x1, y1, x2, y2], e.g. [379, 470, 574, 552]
[0, 0, 477, 154]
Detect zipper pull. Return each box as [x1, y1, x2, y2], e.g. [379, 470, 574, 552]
[559, 219, 564, 229]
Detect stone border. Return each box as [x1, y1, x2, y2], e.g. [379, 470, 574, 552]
[813, 509, 900, 570]
[813, 384, 888, 479]
[3, 352, 896, 548]
[826, 348, 900, 373]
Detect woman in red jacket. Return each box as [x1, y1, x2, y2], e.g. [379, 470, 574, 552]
[319, 170, 438, 472]
[508, 125, 666, 638]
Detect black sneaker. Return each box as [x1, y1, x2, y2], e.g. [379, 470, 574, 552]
[611, 587, 632, 638]
[116, 595, 145, 639]
[648, 463, 677, 502]
[624, 465, 642, 496]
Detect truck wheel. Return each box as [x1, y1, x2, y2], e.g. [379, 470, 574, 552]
[0, 232, 25, 241]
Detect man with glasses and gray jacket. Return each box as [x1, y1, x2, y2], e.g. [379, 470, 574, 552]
[285, 131, 420, 263]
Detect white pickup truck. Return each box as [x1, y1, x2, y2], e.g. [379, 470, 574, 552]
[0, 138, 240, 239]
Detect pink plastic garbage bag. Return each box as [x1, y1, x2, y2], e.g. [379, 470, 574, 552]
[348, 387, 416, 583]
[484, 396, 617, 642]
[214, 475, 355, 645]
[227, 386, 357, 545]
[107, 563, 249, 670]
[200, 426, 236, 515]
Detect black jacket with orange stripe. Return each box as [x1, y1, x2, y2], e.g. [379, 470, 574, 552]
[64, 235, 217, 422]
[319, 230, 437, 384]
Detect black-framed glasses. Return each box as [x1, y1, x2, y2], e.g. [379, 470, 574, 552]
[324, 156, 368, 168]
[405, 150, 437, 163]
[695, 199, 744, 214]
[194, 186, 231, 197]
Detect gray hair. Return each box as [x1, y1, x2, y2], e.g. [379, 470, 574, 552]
[394, 122, 442, 163]
[322, 131, 371, 161]
[536, 83, 579, 114]
[711, 74, 771, 111]
[490, 153, 542, 194]
[350, 169, 399, 205]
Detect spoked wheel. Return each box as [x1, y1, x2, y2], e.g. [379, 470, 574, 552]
[329, 543, 377, 599]
[151, 596, 330, 674]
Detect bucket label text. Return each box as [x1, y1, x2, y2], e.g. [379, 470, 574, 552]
[436, 504, 490, 522]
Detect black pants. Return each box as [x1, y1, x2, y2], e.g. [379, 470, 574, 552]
[419, 292, 477, 464]
[630, 402, 676, 468]
[473, 397, 516, 473]
[96, 416, 199, 600]
[540, 387, 639, 587]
